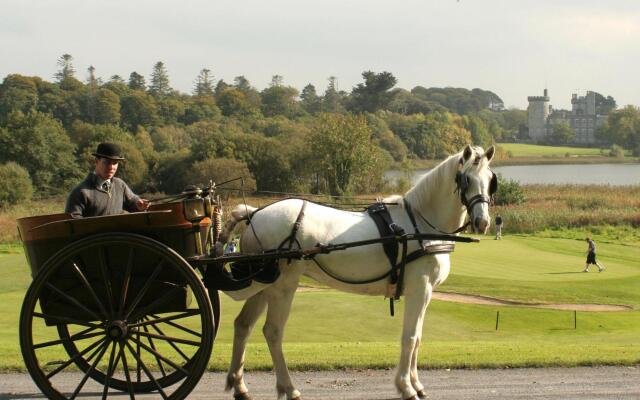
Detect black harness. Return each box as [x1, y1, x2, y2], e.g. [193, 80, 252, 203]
[367, 201, 454, 316]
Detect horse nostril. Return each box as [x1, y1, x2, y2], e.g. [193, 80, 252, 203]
[475, 217, 488, 233]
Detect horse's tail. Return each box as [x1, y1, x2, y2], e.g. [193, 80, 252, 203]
[214, 204, 257, 256]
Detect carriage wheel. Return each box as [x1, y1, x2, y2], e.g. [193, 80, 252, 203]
[20, 233, 215, 400]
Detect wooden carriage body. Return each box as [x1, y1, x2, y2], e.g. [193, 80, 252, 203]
[18, 200, 220, 400]
[17, 202, 212, 324]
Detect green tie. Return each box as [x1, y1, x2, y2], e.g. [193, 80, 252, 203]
[103, 180, 111, 194]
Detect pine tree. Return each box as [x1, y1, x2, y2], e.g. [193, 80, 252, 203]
[148, 61, 172, 97]
[54, 54, 75, 83]
[128, 72, 146, 90]
[194, 68, 214, 96]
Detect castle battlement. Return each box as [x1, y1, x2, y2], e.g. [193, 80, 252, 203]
[527, 96, 550, 102]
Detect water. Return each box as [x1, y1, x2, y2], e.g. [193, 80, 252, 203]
[388, 163, 640, 186]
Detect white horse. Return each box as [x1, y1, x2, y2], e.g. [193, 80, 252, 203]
[216, 145, 496, 400]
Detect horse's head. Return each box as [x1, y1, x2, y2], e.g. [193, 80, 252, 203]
[455, 145, 497, 234]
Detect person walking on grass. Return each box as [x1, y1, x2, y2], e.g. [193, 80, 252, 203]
[583, 237, 605, 272]
[494, 213, 503, 240]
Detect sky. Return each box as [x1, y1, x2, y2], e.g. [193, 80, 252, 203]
[2, 0, 640, 110]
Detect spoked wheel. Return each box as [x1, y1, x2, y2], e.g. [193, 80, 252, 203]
[20, 233, 215, 400]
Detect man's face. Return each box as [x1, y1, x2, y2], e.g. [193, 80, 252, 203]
[95, 157, 119, 180]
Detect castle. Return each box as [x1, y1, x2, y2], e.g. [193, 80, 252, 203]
[527, 89, 606, 144]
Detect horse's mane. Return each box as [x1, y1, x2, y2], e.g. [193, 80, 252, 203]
[402, 146, 488, 209]
[402, 152, 460, 208]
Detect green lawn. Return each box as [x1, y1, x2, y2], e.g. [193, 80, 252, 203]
[498, 143, 606, 157]
[1, 234, 639, 371]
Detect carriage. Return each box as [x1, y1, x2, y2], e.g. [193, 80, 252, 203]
[17, 145, 496, 400]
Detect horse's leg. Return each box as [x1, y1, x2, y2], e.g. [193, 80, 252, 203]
[395, 275, 431, 400]
[262, 276, 301, 400]
[409, 290, 432, 399]
[226, 292, 268, 400]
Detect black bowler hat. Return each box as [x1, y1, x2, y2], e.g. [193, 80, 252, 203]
[92, 143, 125, 161]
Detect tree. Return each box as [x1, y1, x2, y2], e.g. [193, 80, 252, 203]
[260, 82, 300, 118]
[348, 71, 397, 113]
[300, 84, 321, 114]
[120, 91, 158, 130]
[0, 74, 39, 123]
[494, 174, 526, 205]
[157, 97, 186, 125]
[600, 106, 640, 149]
[595, 92, 616, 115]
[181, 95, 221, 125]
[94, 88, 121, 124]
[54, 54, 83, 91]
[386, 112, 472, 159]
[549, 121, 575, 145]
[194, 68, 215, 96]
[0, 112, 81, 195]
[190, 158, 256, 192]
[82, 66, 101, 123]
[322, 76, 345, 113]
[54, 54, 75, 83]
[36, 81, 81, 128]
[217, 88, 255, 117]
[233, 76, 262, 109]
[214, 79, 229, 98]
[310, 113, 384, 196]
[150, 125, 191, 152]
[148, 61, 172, 97]
[0, 162, 33, 207]
[128, 71, 146, 90]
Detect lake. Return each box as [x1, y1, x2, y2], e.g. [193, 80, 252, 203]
[388, 163, 640, 186]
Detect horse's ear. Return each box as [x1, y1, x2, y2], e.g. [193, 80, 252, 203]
[462, 145, 473, 163]
[485, 146, 495, 162]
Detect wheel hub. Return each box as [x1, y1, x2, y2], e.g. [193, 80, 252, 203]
[106, 320, 128, 339]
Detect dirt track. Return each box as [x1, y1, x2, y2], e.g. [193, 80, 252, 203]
[2, 366, 639, 399]
[432, 292, 633, 312]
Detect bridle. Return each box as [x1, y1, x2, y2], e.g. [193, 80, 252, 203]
[454, 168, 498, 216]
[408, 160, 498, 235]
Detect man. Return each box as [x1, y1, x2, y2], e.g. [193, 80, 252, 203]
[65, 142, 149, 218]
[494, 213, 503, 240]
[582, 237, 605, 272]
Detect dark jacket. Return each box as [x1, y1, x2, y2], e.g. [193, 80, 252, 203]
[65, 173, 140, 218]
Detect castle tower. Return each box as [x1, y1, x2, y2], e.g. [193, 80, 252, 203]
[527, 89, 550, 141]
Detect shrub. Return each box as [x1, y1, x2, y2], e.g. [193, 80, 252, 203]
[494, 174, 526, 206]
[609, 144, 625, 158]
[190, 158, 257, 196]
[0, 162, 33, 207]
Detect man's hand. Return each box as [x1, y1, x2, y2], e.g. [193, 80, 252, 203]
[136, 198, 150, 211]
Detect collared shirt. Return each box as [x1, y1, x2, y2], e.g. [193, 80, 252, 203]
[588, 239, 596, 253]
[95, 176, 111, 193]
[65, 172, 140, 218]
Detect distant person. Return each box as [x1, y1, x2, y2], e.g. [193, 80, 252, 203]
[582, 237, 605, 272]
[225, 238, 238, 254]
[65, 142, 149, 218]
[494, 213, 503, 240]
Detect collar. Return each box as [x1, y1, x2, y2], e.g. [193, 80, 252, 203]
[92, 172, 111, 190]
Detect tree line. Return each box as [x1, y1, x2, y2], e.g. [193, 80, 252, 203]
[2, 53, 626, 206]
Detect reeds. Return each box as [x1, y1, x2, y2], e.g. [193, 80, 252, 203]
[1, 185, 638, 245]
[494, 184, 640, 237]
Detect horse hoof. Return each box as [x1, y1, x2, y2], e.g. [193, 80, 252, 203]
[416, 390, 428, 399]
[234, 393, 252, 400]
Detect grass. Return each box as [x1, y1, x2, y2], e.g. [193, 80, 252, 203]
[497, 143, 607, 158]
[1, 233, 639, 371]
